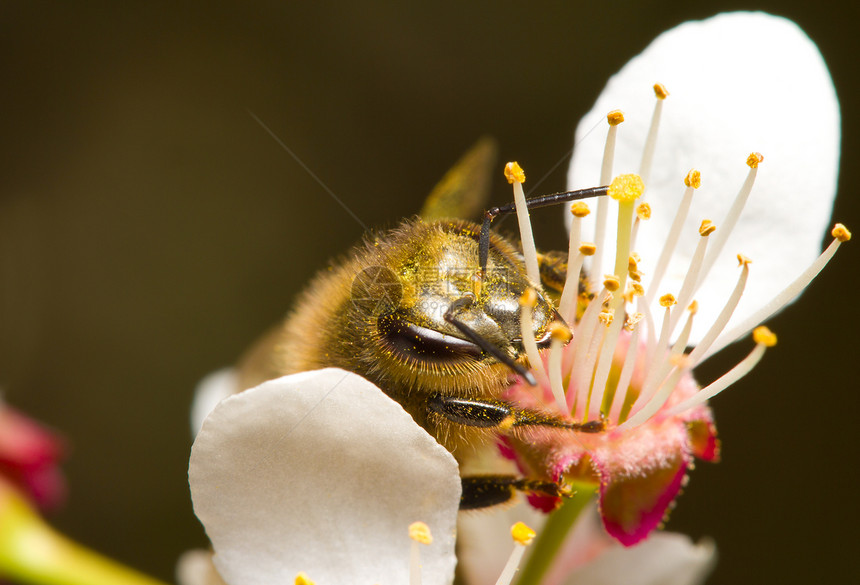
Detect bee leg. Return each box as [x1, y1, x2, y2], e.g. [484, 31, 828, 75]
[427, 394, 604, 433]
[460, 475, 572, 510]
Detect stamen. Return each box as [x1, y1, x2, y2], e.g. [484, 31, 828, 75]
[666, 221, 713, 337]
[694, 154, 761, 293]
[639, 299, 675, 408]
[519, 289, 549, 386]
[704, 225, 850, 359]
[568, 287, 610, 414]
[608, 321, 642, 423]
[665, 328, 776, 417]
[685, 257, 750, 366]
[558, 203, 590, 323]
[295, 572, 315, 585]
[593, 111, 624, 289]
[646, 170, 701, 303]
[409, 521, 432, 585]
[495, 522, 537, 585]
[506, 162, 540, 285]
[603, 275, 621, 292]
[639, 83, 669, 187]
[579, 242, 597, 256]
[548, 321, 572, 410]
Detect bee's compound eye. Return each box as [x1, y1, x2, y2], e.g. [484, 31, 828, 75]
[378, 312, 482, 363]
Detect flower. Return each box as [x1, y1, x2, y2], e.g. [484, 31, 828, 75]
[0, 399, 66, 510]
[498, 10, 843, 549]
[185, 11, 845, 585]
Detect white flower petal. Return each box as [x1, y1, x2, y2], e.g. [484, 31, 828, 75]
[568, 12, 839, 343]
[189, 368, 461, 585]
[559, 531, 716, 585]
[190, 368, 238, 438]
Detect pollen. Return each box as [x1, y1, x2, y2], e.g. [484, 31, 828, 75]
[571, 201, 591, 217]
[684, 169, 702, 189]
[660, 293, 677, 307]
[688, 300, 699, 314]
[653, 83, 670, 99]
[519, 288, 538, 308]
[746, 152, 764, 168]
[408, 521, 433, 545]
[625, 311, 644, 331]
[753, 326, 778, 347]
[630, 282, 645, 297]
[832, 223, 852, 242]
[737, 254, 752, 266]
[607, 109, 625, 126]
[636, 202, 652, 220]
[504, 162, 526, 184]
[511, 522, 537, 546]
[579, 242, 597, 256]
[628, 255, 639, 272]
[608, 174, 645, 202]
[499, 415, 516, 432]
[699, 220, 716, 236]
[295, 572, 315, 585]
[604, 275, 621, 292]
[598, 310, 614, 326]
[549, 321, 573, 343]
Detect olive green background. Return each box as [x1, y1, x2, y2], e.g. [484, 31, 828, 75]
[1, 2, 857, 583]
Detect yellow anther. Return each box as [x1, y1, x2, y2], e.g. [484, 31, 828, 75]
[737, 254, 752, 266]
[832, 223, 852, 242]
[624, 312, 644, 331]
[630, 282, 645, 296]
[504, 162, 526, 184]
[628, 269, 642, 282]
[598, 310, 614, 326]
[511, 522, 537, 546]
[688, 300, 699, 314]
[409, 521, 433, 545]
[753, 326, 778, 347]
[579, 242, 597, 256]
[570, 201, 591, 217]
[608, 174, 645, 203]
[684, 169, 702, 189]
[746, 152, 764, 168]
[659, 293, 677, 307]
[607, 110, 625, 126]
[549, 321, 572, 343]
[699, 220, 716, 237]
[636, 202, 652, 220]
[653, 83, 670, 99]
[603, 275, 621, 292]
[295, 572, 315, 585]
[628, 255, 638, 272]
[519, 288, 538, 308]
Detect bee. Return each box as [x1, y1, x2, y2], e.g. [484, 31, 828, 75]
[236, 138, 606, 509]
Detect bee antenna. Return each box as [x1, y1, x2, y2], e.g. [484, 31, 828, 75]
[444, 297, 537, 386]
[478, 185, 609, 280]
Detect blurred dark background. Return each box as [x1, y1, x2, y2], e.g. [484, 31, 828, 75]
[0, 2, 856, 583]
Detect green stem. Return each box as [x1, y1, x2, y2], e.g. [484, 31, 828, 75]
[512, 483, 598, 585]
[0, 486, 171, 585]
